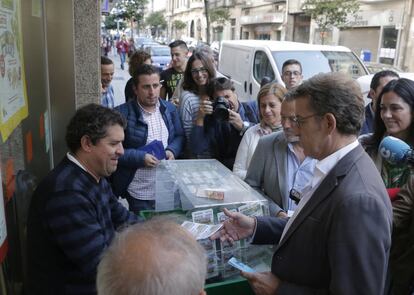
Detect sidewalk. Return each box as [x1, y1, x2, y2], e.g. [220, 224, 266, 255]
[107, 51, 131, 107]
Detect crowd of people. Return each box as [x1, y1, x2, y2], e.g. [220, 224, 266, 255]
[25, 36, 414, 295]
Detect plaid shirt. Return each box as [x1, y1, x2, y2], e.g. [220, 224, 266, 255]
[127, 102, 169, 200]
[101, 84, 115, 108]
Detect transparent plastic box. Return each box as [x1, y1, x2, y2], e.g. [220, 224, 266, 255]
[153, 159, 272, 282]
[155, 159, 269, 213]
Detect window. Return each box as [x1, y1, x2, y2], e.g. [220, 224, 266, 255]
[272, 50, 367, 79]
[253, 51, 275, 83]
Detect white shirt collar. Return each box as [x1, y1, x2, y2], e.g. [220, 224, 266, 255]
[67, 152, 101, 182]
[311, 140, 359, 188]
[67, 152, 88, 172]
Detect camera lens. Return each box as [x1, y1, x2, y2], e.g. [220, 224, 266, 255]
[213, 96, 230, 121]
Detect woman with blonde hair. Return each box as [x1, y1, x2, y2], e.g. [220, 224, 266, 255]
[233, 82, 286, 179]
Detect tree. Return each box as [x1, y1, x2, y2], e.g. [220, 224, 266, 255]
[173, 19, 186, 37]
[104, 14, 126, 31]
[302, 0, 360, 44]
[203, 0, 210, 44]
[145, 11, 167, 37]
[209, 8, 230, 25]
[115, 0, 148, 36]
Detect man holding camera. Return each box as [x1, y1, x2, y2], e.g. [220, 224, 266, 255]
[191, 77, 259, 169]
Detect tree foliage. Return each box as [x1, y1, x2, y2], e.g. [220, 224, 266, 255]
[104, 14, 126, 31]
[145, 11, 167, 29]
[173, 20, 187, 30]
[209, 8, 230, 25]
[302, 0, 360, 44]
[115, 0, 148, 33]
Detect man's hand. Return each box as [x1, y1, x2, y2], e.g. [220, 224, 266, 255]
[210, 208, 256, 244]
[276, 211, 288, 218]
[144, 154, 159, 168]
[228, 109, 243, 131]
[166, 150, 175, 160]
[242, 271, 281, 295]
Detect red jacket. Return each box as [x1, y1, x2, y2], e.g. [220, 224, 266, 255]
[116, 40, 129, 54]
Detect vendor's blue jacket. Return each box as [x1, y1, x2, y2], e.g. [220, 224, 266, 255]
[190, 101, 259, 169]
[111, 99, 184, 197]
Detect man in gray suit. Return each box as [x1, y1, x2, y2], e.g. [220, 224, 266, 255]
[245, 97, 316, 217]
[212, 72, 392, 295]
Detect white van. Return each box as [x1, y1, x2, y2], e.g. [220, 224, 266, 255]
[218, 40, 369, 102]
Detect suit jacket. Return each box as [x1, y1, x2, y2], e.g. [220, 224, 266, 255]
[244, 131, 289, 215]
[253, 145, 393, 295]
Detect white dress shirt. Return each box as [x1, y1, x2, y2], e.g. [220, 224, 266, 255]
[279, 140, 360, 242]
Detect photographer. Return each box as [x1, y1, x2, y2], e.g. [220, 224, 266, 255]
[190, 77, 259, 169]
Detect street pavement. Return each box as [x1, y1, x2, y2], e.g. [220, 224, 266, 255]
[107, 51, 131, 107]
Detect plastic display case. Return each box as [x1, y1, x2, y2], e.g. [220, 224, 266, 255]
[155, 159, 270, 213]
[151, 159, 272, 289]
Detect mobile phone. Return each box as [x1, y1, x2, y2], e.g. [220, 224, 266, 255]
[228, 257, 256, 273]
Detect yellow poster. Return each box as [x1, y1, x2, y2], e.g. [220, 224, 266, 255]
[0, 0, 28, 141]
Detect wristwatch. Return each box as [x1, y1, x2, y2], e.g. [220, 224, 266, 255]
[240, 121, 250, 136]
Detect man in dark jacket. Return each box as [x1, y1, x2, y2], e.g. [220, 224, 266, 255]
[27, 104, 140, 295]
[212, 73, 392, 295]
[112, 64, 184, 214]
[191, 77, 259, 169]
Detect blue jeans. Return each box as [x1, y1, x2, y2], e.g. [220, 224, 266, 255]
[126, 194, 155, 215]
[119, 52, 126, 69]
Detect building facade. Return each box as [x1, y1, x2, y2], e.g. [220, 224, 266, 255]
[165, 0, 414, 71]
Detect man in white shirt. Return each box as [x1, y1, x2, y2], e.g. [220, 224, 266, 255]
[212, 72, 392, 295]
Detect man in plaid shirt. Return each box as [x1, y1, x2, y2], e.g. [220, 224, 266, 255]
[113, 64, 184, 214]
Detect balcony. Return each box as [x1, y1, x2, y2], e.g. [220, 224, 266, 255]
[208, 0, 234, 8]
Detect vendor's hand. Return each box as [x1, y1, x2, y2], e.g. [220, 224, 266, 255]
[144, 154, 159, 168]
[166, 150, 175, 160]
[228, 109, 243, 131]
[210, 208, 256, 244]
[242, 271, 280, 295]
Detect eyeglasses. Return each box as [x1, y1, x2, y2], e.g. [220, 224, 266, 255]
[191, 67, 208, 75]
[281, 116, 298, 124]
[283, 71, 302, 77]
[292, 113, 320, 127]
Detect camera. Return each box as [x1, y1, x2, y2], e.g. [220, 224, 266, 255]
[212, 96, 230, 121]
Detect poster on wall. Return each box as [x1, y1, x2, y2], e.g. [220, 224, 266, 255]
[0, 0, 28, 142]
[0, 169, 8, 263]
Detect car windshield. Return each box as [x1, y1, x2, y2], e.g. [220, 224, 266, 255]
[152, 47, 170, 56]
[272, 51, 368, 79]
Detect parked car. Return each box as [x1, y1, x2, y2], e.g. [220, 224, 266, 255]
[364, 62, 403, 74]
[146, 45, 171, 71]
[218, 40, 369, 102]
[140, 41, 160, 51]
[134, 36, 158, 49]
